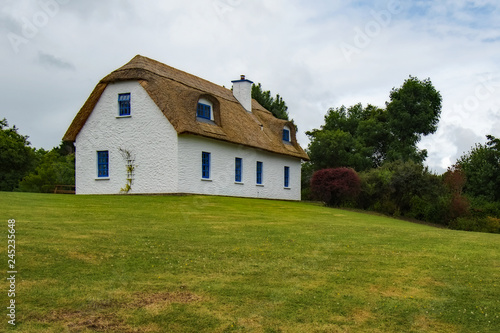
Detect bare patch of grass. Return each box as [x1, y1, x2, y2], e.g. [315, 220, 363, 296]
[43, 292, 203, 332]
[44, 310, 132, 333]
[67, 251, 99, 263]
[349, 308, 374, 324]
[130, 291, 202, 308]
[411, 315, 459, 332]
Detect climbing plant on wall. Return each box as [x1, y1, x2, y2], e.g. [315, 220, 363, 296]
[119, 148, 135, 194]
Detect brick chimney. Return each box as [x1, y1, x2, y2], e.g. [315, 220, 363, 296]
[232, 75, 253, 112]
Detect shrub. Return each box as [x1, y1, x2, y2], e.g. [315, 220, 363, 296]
[358, 160, 448, 220]
[450, 217, 482, 232]
[301, 186, 312, 201]
[372, 199, 399, 216]
[449, 216, 500, 234]
[357, 167, 393, 210]
[310, 168, 361, 206]
[448, 195, 470, 221]
[408, 195, 439, 223]
[485, 217, 500, 233]
[385, 160, 439, 215]
[469, 198, 500, 218]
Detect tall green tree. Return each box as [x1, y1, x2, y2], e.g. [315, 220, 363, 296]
[458, 135, 500, 202]
[306, 76, 442, 171]
[251, 83, 289, 121]
[0, 118, 36, 191]
[386, 76, 442, 162]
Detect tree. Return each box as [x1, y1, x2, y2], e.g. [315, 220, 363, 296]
[306, 76, 442, 171]
[251, 83, 289, 120]
[310, 167, 361, 206]
[306, 103, 389, 172]
[0, 118, 36, 191]
[457, 135, 500, 202]
[17, 150, 75, 193]
[386, 160, 440, 215]
[306, 128, 372, 171]
[386, 76, 442, 162]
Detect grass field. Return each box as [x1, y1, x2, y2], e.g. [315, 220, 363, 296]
[1, 192, 499, 332]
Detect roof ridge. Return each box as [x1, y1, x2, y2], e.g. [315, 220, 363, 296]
[108, 55, 274, 116]
[109, 55, 237, 103]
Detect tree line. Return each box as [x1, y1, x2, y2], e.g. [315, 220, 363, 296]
[0, 118, 74, 193]
[302, 76, 500, 234]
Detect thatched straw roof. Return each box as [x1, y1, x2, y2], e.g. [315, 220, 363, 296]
[63, 55, 309, 160]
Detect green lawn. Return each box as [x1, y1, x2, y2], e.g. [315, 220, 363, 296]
[1, 192, 499, 332]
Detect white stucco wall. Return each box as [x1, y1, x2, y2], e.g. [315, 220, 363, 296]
[75, 81, 178, 194]
[177, 135, 302, 200]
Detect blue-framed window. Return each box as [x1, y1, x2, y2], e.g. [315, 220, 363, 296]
[235, 158, 242, 182]
[202, 152, 211, 179]
[197, 103, 211, 120]
[118, 93, 131, 116]
[284, 166, 290, 188]
[283, 128, 290, 142]
[256, 161, 263, 185]
[97, 151, 109, 177]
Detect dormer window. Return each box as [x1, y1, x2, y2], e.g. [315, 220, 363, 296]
[283, 126, 291, 143]
[196, 97, 215, 122]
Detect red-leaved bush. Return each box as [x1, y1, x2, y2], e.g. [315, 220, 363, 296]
[310, 168, 361, 206]
[443, 165, 467, 195]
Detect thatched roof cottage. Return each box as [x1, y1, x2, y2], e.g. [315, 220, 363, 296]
[63, 55, 309, 199]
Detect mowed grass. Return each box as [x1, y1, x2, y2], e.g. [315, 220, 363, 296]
[1, 192, 499, 332]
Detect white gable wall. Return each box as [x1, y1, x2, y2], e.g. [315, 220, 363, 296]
[177, 135, 302, 200]
[75, 81, 178, 194]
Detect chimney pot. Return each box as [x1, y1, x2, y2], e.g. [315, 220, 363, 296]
[241, 75, 245, 80]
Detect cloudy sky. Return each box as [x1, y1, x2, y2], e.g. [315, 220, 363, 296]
[2, 0, 499, 173]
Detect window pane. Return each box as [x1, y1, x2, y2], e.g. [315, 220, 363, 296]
[197, 103, 211, 120]
[235, 158, 242, 182]
[97, 151, 109, 177]
[283, 129, 290, 142]
[118, 93, 130, 101]
[118, 93, 131, 116]
[256, 161, 263, 184]
[202, 152, 210, 179]
[284, 166, 290, 187]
